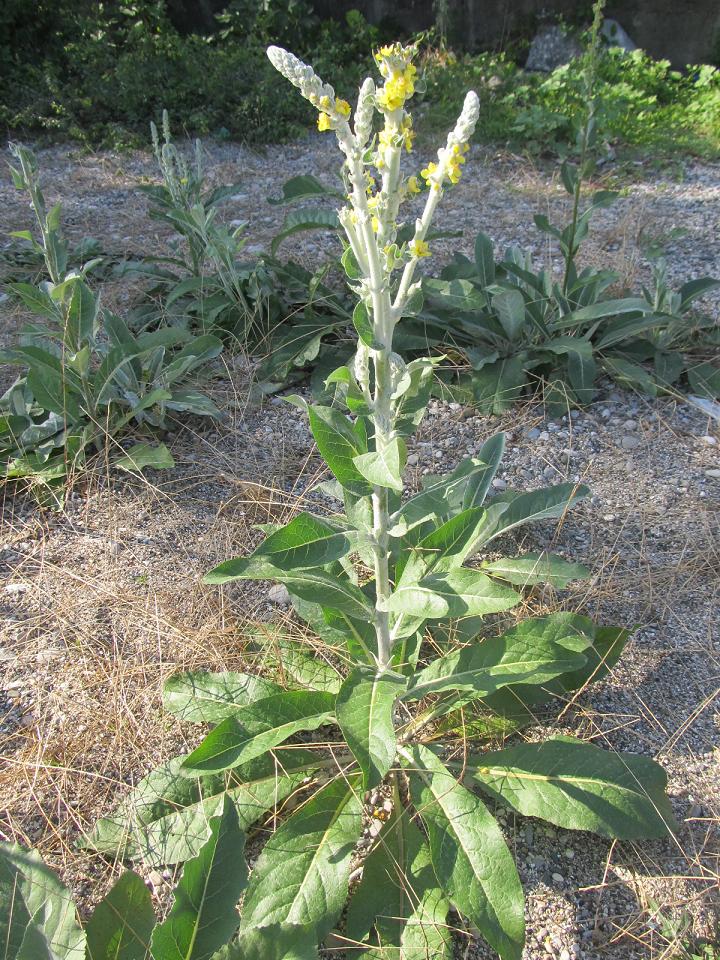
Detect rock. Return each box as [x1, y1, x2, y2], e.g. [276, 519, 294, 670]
[4, 583, 29, 595]
[527, 427, 541, 440]
[526, 25, 583, 72]
[623, 419, 638, 431]
[267, 584, 291, 606]
[492, 478, 507, 490]
[406, 453, 419, 465]
[705, 469, 720, 479]
[620, 435, 640, 450]
[601, 18, 637, 51]
[552, 872, 565, 885]
[700, 435, 717, 445]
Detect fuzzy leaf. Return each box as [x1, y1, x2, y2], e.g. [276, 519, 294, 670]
[150, 797, 246, 960]
[345, 806, 450, 958]
[85, 751, 319, 867]
[468, 736, 677, 838]
[205, 514, 351, 576]
[353, 437, 405, 492]
[239, 776, 362, 939]
[213, 923, 319, 958]
[404, 615, 590, 701]
[308, 406, 371, 497]
[163, 671, 283, 724]
[480, 482, 590, 547]
[114, 443, 175, 472]
[406, 745, 525, 960]
[0, 842, 86, 960]
[335, 667, 406, 789]
[481, 552, 589, 587]
[180, 691, 334, 775]
[85, 871, 154, 960]
[385, 568, 519, 620]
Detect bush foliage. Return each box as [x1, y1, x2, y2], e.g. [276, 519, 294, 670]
[1, 0, 719, 156]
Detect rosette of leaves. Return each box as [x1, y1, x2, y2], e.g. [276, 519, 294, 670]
[1, 144, 223, 495]
[84, 425, 677, 958]
[420, 167, 718, 413]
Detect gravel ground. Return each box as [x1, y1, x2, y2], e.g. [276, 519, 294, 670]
[0, 136, 719, 958]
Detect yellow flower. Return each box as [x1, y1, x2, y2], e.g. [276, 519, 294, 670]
[421, 162, 437, 183]
[319, 95, 332, 111]
[401, 115, 415, 152]
[371, 216, 380, 233]
[406, 175, 420, 195]
[335, 98, 351, 117]
[410, 239, 431, 258]
[317, 113, 333, 132]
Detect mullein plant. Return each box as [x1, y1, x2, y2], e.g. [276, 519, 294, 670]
[76, 44, 675, 960]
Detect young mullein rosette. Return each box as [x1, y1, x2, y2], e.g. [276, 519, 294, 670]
[117, 45, 682, 960]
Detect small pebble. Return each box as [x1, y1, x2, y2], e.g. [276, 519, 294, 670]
[267, 584, 291, 606]
[492, 478, 507, 490]
[620, 435, 640, 450]
[705, 469, 720, 479]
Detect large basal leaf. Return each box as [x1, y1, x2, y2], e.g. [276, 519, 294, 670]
[85, 750, 320, 867]
[180, 691, 335, 775]
[268, 174, 345, 206]
[405, 745, 525, 960]
[85, 871, 154, 960]
[385, 568, 519, 620]
[480, 552, 589, 587]
[239, 776, 363, 939]
[345, 805, 451, 959]
[114, 443, 175, 473]
[162, 671, 283, 724]
[468, 736, 677, 838]
[335, 667, 406, 789]
[205, 514, 352, 576]
[471, 356, 527, 414]
[404, 614, 589, 701]
[213, 923, 320, 959]
[270, 208, 340, 254]
[0, 842, 86, 960]
[150, 797, 247, 960]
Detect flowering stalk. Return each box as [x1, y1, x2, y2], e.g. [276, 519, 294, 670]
[267, 44, 479, 670]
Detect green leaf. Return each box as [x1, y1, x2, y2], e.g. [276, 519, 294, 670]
[114, 443, 175, 472]
[492, 289, 527, 341]
[404, 615, 589, 701]
[481, 482, 590, 547]
[85, 871, 154, 960]
[239, 776, 362, 939]
[180, 691, 335, 775]
[214, 924, 320, 959]
[150, 797, 246, 960]
[345, 805, 450, 958]
[270, 208, 340, 254]
[541, 337, 596, 404]
[206, 514, 351, 576]
[335, 667, 406, 789]
[393, 457, 490, 532]
[405, 745, 525, 960]
[84, 751, 319, 867]
[353, 437, 405, 493]
[352, 302, 382, 349]
[462, 432, 505, 509]
[481, 552, 589, 587]
[308, 406, 371, 497]
[385, 568, 519, 620]
[602, 356, 658, 396]
[474, 232, 496, 286]
[0, 841, 86, 960]
[472, 356, 527, 413]
[253, 626, 344, 693]
[468, 736, 677, 838]
[687, 362, 720, 400]
[268, 175, 344, 206]
[162, 671, 282, 724]
[205, 563, 371, 619]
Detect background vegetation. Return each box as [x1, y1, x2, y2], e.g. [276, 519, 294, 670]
[2, 0, 719, 157]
